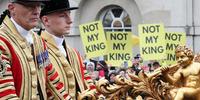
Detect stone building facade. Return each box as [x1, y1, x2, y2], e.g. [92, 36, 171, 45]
[1, 0, 200, 56]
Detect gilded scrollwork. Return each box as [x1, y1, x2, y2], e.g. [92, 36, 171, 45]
[79, 46, 200, 100]
[96, 71, 173, 100]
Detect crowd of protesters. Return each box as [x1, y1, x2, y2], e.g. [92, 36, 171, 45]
[83, 54, 162, 99]
[83, 54, 161, 84]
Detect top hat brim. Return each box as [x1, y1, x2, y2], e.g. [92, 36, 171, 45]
[11, 0, 50, 2]
[41, 7, 78, 16]
[68, 7, 79, 10]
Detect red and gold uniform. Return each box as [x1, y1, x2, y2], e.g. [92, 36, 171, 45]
[41, 31, 96, 100]
[0, 16, 70, 100]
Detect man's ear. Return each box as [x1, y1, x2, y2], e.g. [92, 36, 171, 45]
[8, 3, 14, 14]
[41, 16, 50, 26]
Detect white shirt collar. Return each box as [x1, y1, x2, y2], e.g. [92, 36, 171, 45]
[10, 17, 33, 44]
[49, 32, 64, 47]
[46, 31, 66, 57]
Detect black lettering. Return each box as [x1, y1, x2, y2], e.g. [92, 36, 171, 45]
[165, 33, 182, 41]
[142, 47, 148, 54]
[110, 33, 117, 40]
[165, 33, 171, 40]
[145, 37, 153, 43]
[124, 53, 131, 60]
[87, 33, 99, 42]
[155, 25, 160, 33]
[109, 53, 130, 60]
[85, 45, 91, 53]
[123, 33, 128, 40]
[110, 33, 128, 40]
[117, 33, 123, 40]
[151, 46, 158, 53]
[94, 23, 99, 30]
[113, 43, 120, 50]
[145, 36, 158, 43]
[166, 43, 173, 51]
[157, 46, 164, 53]
[109, 53, 115, 60]
[113, 43, 126, 50]
[142, 46, 164, 54]
[143, 26, 149, 33]
[85, 42, 106, 53]
[142, 25, 160, 33]
[121, 43, 126, 50]
[83, 25, 89, 33]
[167, 54, 176, 61]
[87, 35, 95, 42]
[83, 23, 99, 33]
[93, 33, 99, 40]
[166, 43, 178, 51]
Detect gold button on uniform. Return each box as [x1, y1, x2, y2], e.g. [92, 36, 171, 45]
[31, 95, 37, 100]
[69, 82, 75, 89]
[20, 43, 26, 49]
[56, 51, 62, 57]
[31, 68, 36, 75]
[27, 56, 33, 62]
[66, 71, 73, 78]
[62, 61, 68, 67]
[70, 93, 75, 99]
[32, 81, 37, 88]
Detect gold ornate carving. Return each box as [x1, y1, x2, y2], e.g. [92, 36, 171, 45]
[96, 71, 173, 100]
[79, 46, 200, 100]
[77, 89, 97, 100]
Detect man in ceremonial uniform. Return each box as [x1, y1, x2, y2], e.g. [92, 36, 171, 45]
[0, 0, 71, 99]
[39, 0, 97, 99]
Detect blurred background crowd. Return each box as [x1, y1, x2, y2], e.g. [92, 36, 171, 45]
[83, 54, 161, 84]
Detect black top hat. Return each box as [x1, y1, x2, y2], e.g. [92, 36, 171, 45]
[40, 0, 78, 16]
[134, 54, 141, 59]
[11, 0, 50, 2]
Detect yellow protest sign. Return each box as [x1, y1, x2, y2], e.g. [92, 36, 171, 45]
[106, 32, 132, 67]
[139, 24, 166, 60]
[79, 21, 107, 58]
[165, 32, 186, 65]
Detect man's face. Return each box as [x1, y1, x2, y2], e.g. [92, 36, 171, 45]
[153, 64, 160, 70]
[110, 74, 116, 82]
[176, 51, 191, 67]
[87, 64, 94, 71]
[8, 2, 42, 30]
[132, 58, 140, 66]
[43, 10, 72, 37]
